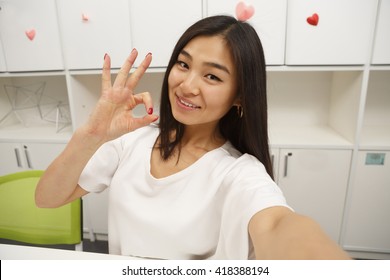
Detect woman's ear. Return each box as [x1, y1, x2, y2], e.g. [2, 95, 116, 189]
[232, 96, 241, 107]
[232, 97, 243, 118]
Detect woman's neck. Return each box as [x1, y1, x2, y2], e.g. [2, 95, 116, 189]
[180, 123, 225, 152]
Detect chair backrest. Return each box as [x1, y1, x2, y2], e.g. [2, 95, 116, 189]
[0, 170, 82, 247]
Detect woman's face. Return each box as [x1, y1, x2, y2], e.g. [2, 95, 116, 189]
[168, 35, 238, 128]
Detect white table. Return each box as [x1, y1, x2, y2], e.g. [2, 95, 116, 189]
[0, 244, 136, 260]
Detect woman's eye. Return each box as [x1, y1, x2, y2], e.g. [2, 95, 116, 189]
[206, 74, 222, 82]
[177, 60, 188, 69]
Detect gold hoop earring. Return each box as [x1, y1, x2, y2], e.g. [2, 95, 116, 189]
[236, 105, 243, 118]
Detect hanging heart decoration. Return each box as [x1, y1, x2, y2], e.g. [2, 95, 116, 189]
[235, 1, 255, 21]
[307, 13, 319, 26]
[82, 13, 89, 22]
[25, 29, 36, 41]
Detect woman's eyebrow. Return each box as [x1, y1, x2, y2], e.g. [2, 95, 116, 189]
[180, 49, 231, 75]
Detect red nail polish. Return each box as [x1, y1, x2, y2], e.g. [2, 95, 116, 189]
[152, 116, 159, 122]
[148, 108, 153, 115]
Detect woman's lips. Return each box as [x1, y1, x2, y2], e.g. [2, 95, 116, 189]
[176, 94, 201, 110]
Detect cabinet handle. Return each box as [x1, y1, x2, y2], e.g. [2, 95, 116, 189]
[14, 148, 22, 167]
[24, 145, 32, 169]
[283, 153, 293, 177]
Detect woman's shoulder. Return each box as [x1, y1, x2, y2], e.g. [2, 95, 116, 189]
[220, 142, 263, 167]
[216, 142, 269, 179]
[118, 124, 159, 143]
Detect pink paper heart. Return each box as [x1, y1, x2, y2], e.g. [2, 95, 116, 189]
[235, 1, 255, 21]
[25, 29, 36, 41]
[82, 13, 89, 21]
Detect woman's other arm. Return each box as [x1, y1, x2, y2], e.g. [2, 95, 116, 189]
[249, 206, 351, 259]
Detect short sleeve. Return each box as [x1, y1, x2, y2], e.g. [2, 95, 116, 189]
[213, 154, 291, 259]
[78, 138, 122, 193]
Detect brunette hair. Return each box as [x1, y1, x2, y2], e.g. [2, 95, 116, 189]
[158, 15, 273, 179]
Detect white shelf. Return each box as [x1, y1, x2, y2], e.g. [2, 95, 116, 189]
[0, 71, 66, 78]
[68, 67, 167, 76]
[269, 125, 353, 149]
[360, 126, 390, 150]
[266, 65, 365, 72]
[0, 124, 72, 142]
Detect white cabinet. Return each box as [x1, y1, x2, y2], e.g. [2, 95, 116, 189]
[342, 69, 390, 259]
[0, 0, 63, 71]
[206, 0, 287, 65]
[0, 141, 66, 175]
[56, 0, 132, 70]
[275, 148, 352, 242]
[286, 0, 378, 65]
[372, 0, 390, 64]
[342, 151, 390, 254]
[129, 0, 202, 67]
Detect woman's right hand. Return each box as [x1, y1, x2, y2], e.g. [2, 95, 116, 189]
[83, 49, 159, 146]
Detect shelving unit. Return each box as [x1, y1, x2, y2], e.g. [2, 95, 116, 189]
[360, 69, 390, 150]
[0, 0, 388, 259]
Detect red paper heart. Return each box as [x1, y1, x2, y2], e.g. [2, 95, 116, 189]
[25, 29, 36, 41]
[307, 13, 319, 26]
[235, 1, 255, 21]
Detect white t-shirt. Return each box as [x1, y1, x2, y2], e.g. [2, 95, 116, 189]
[79, 125, 290, 259]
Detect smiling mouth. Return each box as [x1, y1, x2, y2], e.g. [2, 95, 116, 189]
[176, 95, 201, 109]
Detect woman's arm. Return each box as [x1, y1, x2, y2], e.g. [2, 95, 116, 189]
[35, 50, 158, 208]
[249, 206, 351, 259]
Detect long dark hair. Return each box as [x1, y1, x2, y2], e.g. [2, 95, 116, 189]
[157, 15, 273, 179]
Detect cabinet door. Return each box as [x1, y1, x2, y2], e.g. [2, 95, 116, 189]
[372, 0, 390, 64]
[270, 147, 280, 180]
[0, 142, 65, 175]
[0, 0, 63, 71]
[57, 0, 132, 69]
[207, 0, 287, 65]
[129, 0, 202, 67]
[278, 149, 352, 242]
[83, 190, 109, 235]
[22, 142, 66, 170]
[343, 151, 390, 252]
[285, 0, 378, 65]
[0, 142, 26, 175]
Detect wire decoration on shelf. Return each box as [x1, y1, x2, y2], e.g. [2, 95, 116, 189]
[0, 82, 71, 133]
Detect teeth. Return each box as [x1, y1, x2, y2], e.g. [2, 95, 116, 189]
[179, 98, 199, 108]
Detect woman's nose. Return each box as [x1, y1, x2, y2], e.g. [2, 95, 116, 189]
[180, 72, 200, 95]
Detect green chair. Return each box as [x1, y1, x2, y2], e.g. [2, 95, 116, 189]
[0, 170, 83, 251]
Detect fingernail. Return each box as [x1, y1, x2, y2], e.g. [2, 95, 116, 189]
[145, 52, 152, 58]
[104, 53, 108, 60]
[152, 116, 159, 122]
[131, 48, 136, 54]
[148, 108, 153, 115]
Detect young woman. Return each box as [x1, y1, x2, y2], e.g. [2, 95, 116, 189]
[36, 15, 350, 260]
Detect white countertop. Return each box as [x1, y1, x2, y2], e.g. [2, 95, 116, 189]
[0, 244, 135, 260]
